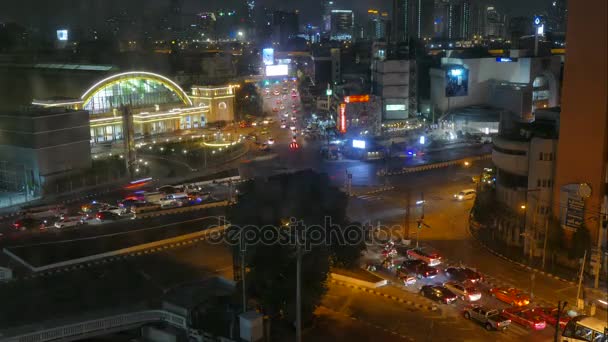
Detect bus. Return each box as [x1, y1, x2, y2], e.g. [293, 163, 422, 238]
[562, 315, 607, 342]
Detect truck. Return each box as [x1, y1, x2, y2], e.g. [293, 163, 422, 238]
[463, 305, 511, 331]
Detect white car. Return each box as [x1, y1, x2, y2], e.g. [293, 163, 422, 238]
[454, 189, 476, 201]
[443, 281, 482, 301]
[267, 138, 275, 145]
[54, 216, 84, 229]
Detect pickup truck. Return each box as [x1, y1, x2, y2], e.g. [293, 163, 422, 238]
[463, 305, 511, 331]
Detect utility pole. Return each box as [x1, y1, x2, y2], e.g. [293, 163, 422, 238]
[554, 301, 567, 342]
[417, 192, 425, 249]
[542, 218, 550, 269]
[296, 233, 302, 342]
[241, 248, 247, 312]
[576, 250, 587, 309]
[404, 190, 411, 242]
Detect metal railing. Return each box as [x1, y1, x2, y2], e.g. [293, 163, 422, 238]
[0, 310, 186, 342]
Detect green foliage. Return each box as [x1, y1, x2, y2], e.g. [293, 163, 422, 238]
[569, 225, 592, 260]
[227, 170, 364, 322]
[546, 217, 564, 253]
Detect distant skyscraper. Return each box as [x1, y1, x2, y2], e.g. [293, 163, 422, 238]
[272, 10, 299, 45]
[484, 5, 506, 38]
[322, 0, 336, 33]
[330, 10, 354, 41]
[366, 9, 388, 40]
[392, 0, 410, 43]
[546, 0, 567, 33]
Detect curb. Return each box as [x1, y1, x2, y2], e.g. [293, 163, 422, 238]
[350, 186, 395, 197]
[329, 279, 439, 312]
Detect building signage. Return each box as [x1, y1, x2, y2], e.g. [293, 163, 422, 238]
[339, 103, 346, 133]
[262, 48, 274, 66]
[344, 95, 370, 103]
[445, 67, 469, 97]
[352, 139, 366, 149]
[56, 29, 69, 41]
[561, 183, 591, 231]
[265, 64, 288, 77]
[386, 104, 406, 111]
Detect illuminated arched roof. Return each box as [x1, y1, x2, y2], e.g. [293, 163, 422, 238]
[80, 71, 193, 112]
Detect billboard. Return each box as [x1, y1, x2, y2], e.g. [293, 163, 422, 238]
[57, 29, 69, 41]
[446, 67, 469, 97]
[265, 64, 288, 77]
[262, 48, 274, 66]
[386, 104, 406, 111]
[339, 103, 346, 133]
[352, 139, 366, 149]
[344, 95, 370, 103]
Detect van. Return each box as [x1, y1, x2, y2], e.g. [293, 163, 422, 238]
[454, 189, 476, 201]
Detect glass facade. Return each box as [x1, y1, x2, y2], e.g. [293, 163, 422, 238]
[84, 78, 182, 114]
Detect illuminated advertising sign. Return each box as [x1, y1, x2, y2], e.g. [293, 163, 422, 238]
[352, 139, 366, 149]
[265, 64, 288, 77]
[326, 88, 333, 96]
[496, 57, 515, 62]
[339, 103, 346, 133]
[262, 48, 274, 65]
[57, 29, 69, 41]
[344, 95, 370, 103]
[386, 104, 406, 111]
[445, 67, 469, 97]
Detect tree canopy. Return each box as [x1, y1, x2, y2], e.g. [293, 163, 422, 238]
[226, 170, 365, 323]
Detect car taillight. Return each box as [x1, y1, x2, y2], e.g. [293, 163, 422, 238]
[96, 213, 102, 219]
[425, 272, 429, 276]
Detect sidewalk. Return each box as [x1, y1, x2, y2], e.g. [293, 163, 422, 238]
[471, 224, 607, 298]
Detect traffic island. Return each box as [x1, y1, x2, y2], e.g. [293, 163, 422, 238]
[330, 267, 388, 288]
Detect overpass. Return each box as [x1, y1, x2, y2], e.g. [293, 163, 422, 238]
[0, 310, 187, 342]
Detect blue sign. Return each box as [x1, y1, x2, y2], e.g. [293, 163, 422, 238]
[533, 16, 542, 26]
[496, 57, 514, 62]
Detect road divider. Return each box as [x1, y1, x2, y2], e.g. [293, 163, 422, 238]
[134, 200, 230, 219]
[384, 154, 491, 176]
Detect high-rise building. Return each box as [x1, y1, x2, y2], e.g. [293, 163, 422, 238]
[272, 10, 299, 46]
[433, 0, 472, 40]
[330, 10, 354, 41]
[322, 0, 336, 33]
[484, 5, 506, 38]
[553, 0, 607, 277]
[392, 0, 410, 43]
[366, 9, 388, 40]
[546, 0, 567, 33]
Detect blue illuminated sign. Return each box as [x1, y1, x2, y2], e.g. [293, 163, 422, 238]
[496, 57, 514, 62]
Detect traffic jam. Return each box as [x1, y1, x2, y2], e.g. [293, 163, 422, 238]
[4, 177, 232, 236]
[365, 240, 575, 336]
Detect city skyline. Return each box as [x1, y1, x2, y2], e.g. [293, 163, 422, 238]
[0, 0, 549, 29]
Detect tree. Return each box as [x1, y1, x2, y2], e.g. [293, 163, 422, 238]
[226, 170, 365, 324]
[546, 217, 564, 267]
[569, 225, 592, 260]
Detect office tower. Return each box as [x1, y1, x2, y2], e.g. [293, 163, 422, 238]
[484, 5, 506, 38]
[330, 10, 354, 41]
[322, 0, 336, 33]
[546, 0, 567, 33]
[392, 0, 410, 43]
[272, 10, 299, 45]
[553, 0, 607, 279]
[367, 9, 388, 40]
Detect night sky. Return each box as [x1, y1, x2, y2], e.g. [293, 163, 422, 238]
[0, 0, 548, 29]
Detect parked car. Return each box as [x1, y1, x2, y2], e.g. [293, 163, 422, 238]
[489, 287, 531, 306]
[531, 307, 571, 329]
[463, 304, 511, 331]
[406, 248, 442, 266]
[12, 218, 47, 231]
[420, 285, 457, 304]
[444, 266, 483, 283]
[454, 189, 476, 200]
[502, 308, 547, 330]
[443, 281, 482, 301]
